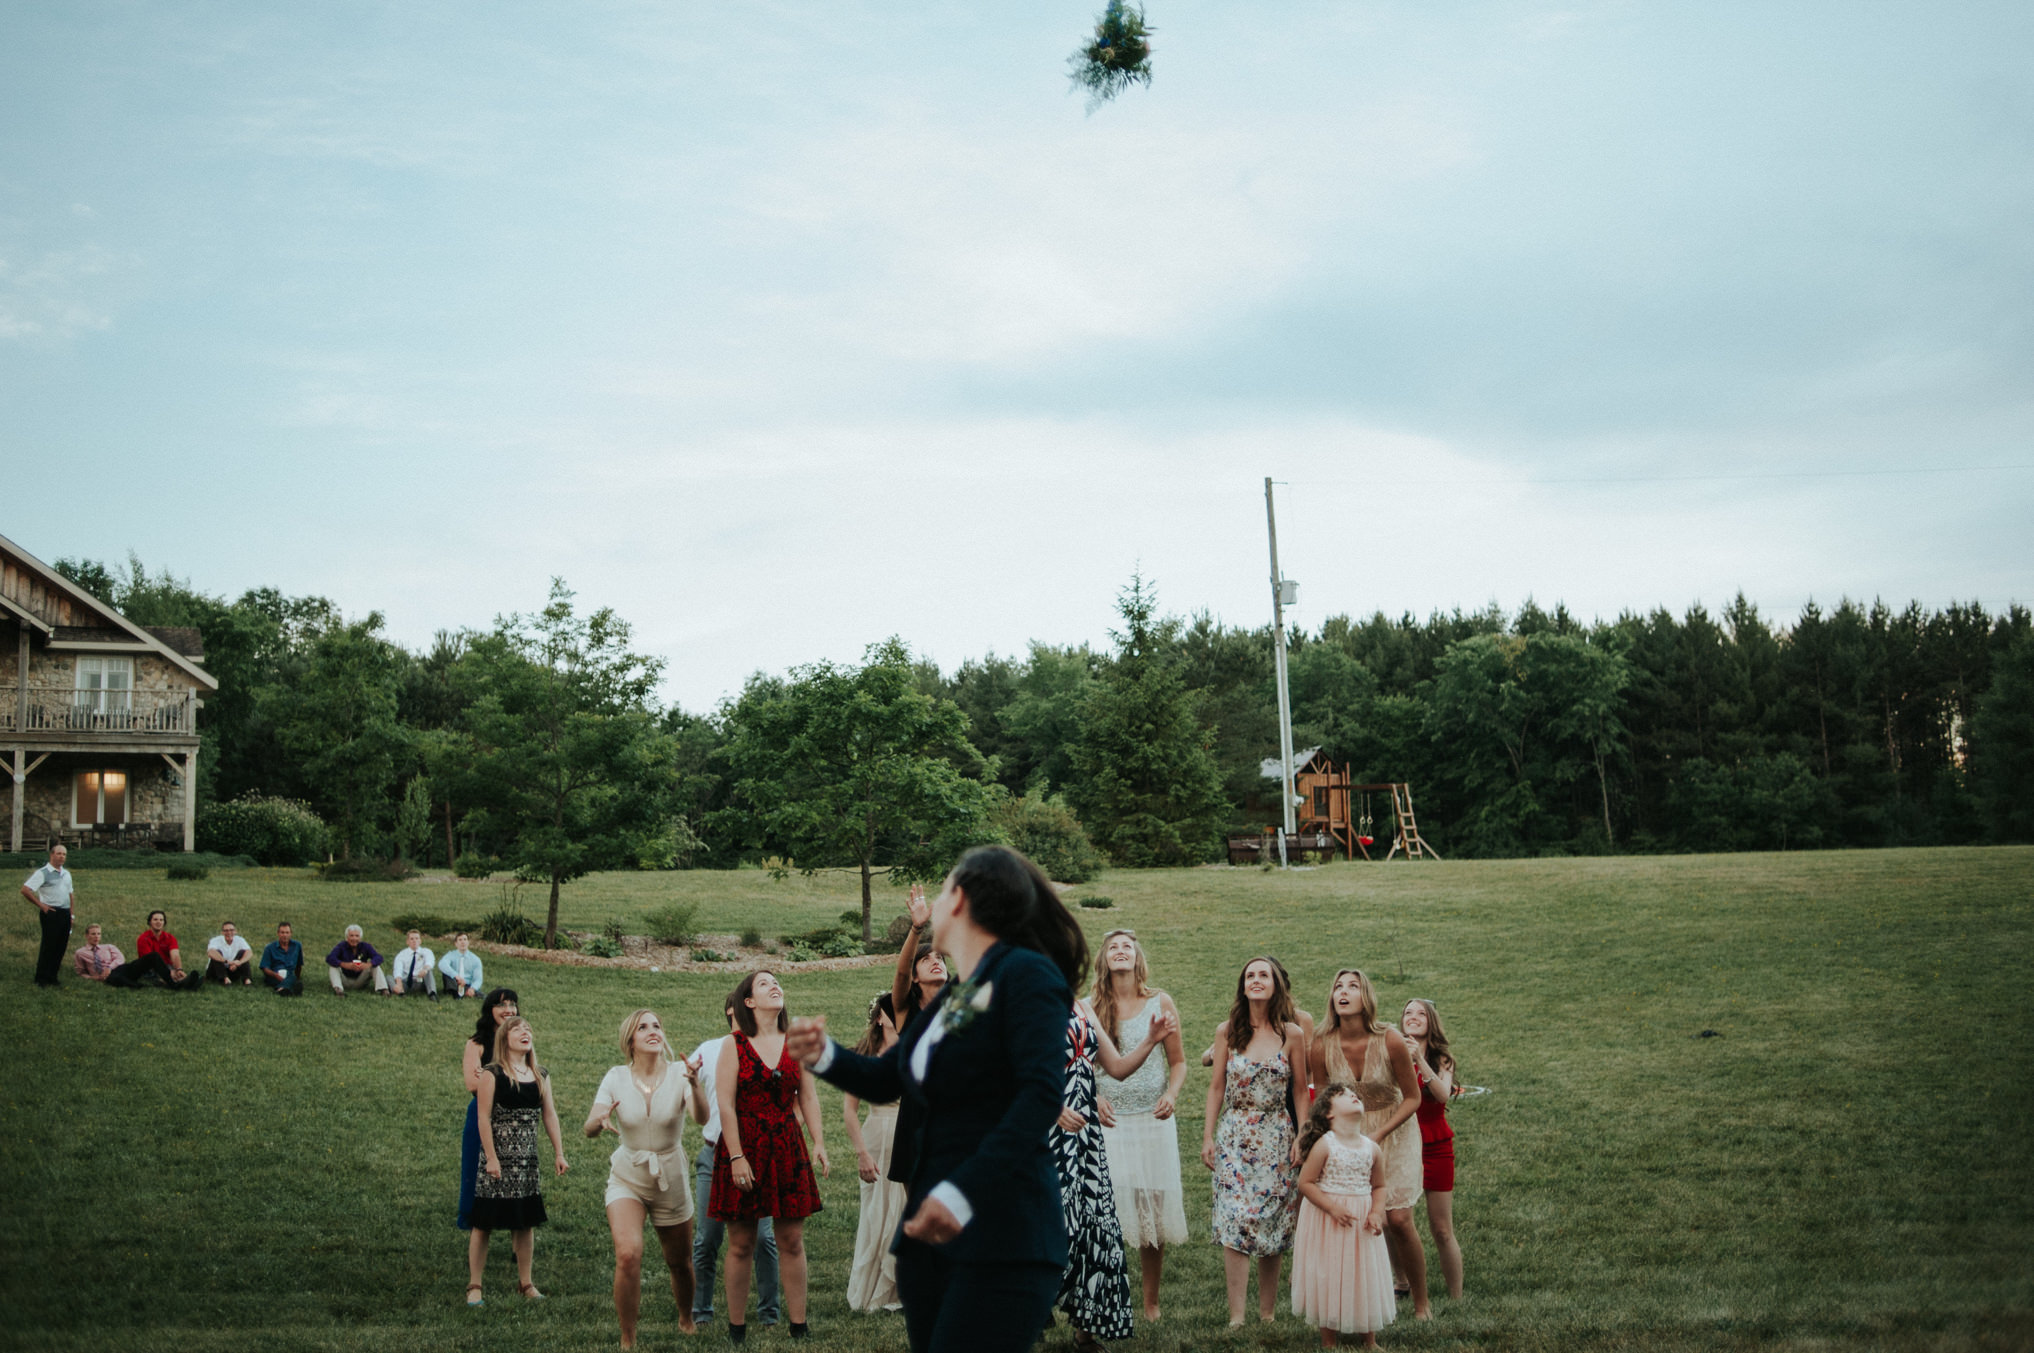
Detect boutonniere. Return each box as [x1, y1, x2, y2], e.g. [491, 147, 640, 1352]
[939, 977, 995, 1038]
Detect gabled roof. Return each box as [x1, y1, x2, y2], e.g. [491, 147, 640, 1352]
[0, 531, 219, 691]
[1261, 746, 1324, 779]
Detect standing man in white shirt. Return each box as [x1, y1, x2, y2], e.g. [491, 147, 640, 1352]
[389, 928, 438, 999]
[691, 999, 781, 1329]
[21, 843, 74, 988]
[206, 921, 255, 986]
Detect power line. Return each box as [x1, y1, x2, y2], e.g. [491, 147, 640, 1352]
[1289, 464, 2033, 488]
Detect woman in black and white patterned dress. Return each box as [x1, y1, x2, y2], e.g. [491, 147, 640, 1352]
[468, 1016, 569, 1306]
[1051, 999, 1173, 1349]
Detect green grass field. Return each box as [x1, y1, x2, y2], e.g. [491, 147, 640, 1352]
[3, 849, 2031, 1353]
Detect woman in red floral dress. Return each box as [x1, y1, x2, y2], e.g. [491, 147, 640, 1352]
[711, 970, 829, 1341]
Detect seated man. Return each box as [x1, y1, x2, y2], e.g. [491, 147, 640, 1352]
[106, 910, 204, 989]
[73, 923, 125, 982]
[389, 928, 438, 999]
[261, 921, 305, 996]
[326, 925, 388, 995]
[206, 921, 255, 986]
[440, 931, 483, 998]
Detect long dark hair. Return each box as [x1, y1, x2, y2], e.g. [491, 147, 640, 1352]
[729, 970, 788, 1036]
[1225, 956, 1297, 1055]
[948, 845, 1088, 991]
[855, 991, 899, 1056]
[471, 987, 520, 1047]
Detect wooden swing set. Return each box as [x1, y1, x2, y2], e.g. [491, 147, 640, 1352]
[1229, 749, 1440, 863]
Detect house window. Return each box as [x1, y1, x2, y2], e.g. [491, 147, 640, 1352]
[75, 657, 134, 714]
[74, 770, 129, 827]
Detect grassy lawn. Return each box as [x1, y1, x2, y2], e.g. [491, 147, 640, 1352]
[3, 848, 2031, 1353]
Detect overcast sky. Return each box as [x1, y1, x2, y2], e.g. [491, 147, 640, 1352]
[3, 1, 2029, 710]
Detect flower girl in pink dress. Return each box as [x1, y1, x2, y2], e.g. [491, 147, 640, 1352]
[1291, 1084, 1396, 1348]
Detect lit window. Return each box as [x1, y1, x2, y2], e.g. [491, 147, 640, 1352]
[73, 770, 129, 826]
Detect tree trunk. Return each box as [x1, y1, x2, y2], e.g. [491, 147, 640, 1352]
[546, 872, 562, 949]
[860, 858, 874, 944]
[444, 800, 458, 870]
[1595, 743, 1614, 845]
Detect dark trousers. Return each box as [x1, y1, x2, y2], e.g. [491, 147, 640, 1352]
[106, 953, 201, 990]
[263, 970, 302, 995]
[206, 958, 254, 985]
[34, 908, 71, 985]
[894, 1243, 1059, 1353]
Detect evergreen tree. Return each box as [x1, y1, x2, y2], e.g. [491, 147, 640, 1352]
[1069, 575, 1229, 866]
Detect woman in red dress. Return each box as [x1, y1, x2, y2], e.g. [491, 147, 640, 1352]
[1401, 999, 1462, 1300]
[711, 970, 830, 1341]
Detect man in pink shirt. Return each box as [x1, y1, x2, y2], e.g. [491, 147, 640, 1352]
[73, 923, 125, 981]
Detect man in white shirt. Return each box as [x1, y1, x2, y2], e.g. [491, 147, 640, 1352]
[389, 929, 438, 999]
[21, 843, 74, 988]
[691, 1002, 780, 1328]
[205, 921, 255, 986]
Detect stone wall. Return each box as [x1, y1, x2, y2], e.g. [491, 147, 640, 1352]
[20, 754, 187, 842]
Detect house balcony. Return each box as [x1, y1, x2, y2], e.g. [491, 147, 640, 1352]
[1, 686, 198, 742]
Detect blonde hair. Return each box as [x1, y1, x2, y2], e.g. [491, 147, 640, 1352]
[1089, 929, 1152, 1048]
[490, 1015, 543, 1081]
[618, 1008, 671, 1064]
[1321, 968, 1383, 1037]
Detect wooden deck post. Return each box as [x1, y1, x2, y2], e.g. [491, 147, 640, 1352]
[183, 748, 197, 853]
[9, 748, 21, 854]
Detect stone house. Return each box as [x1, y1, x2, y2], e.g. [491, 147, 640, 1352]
[3, 531, 217, 852]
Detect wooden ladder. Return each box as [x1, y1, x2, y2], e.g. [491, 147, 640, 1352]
[1384, 782, 1441, 860]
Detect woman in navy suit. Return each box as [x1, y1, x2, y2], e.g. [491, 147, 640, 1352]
[788, 845, 1087, 1353]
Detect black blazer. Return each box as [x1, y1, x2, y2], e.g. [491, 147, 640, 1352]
[818, 940, 1071, 1268]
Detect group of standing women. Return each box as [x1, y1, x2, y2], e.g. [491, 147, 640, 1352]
[448, 843, 1463, 1353]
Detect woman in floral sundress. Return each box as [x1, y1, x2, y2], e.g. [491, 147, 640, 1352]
[1201, 956, 1306, 1327]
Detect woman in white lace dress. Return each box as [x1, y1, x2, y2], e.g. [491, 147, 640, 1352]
[1093, 929, 1188, 1322]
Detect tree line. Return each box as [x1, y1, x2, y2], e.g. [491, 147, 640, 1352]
[56, 556, 2034, 937]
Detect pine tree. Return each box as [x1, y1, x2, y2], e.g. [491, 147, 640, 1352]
[1069, 575, 1230, 866]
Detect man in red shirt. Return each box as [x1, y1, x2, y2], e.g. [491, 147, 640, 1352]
[105, 910, 203, 990]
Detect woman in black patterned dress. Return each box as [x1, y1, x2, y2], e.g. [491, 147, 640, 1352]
[468, 1016, 569, 1305]
[1053, 998, 1174, 1349]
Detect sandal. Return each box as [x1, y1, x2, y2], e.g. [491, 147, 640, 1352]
[465, 1284, 484, 1307]
[519, 1281, 545, 1300]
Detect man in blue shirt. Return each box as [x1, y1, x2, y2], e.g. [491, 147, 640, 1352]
[261, 921, 305, 997]
[20, 844, 74, 988]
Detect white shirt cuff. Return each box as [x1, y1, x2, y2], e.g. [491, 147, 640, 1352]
[928, 1182, 973, 1230]
[811, 1038, 838, 1075]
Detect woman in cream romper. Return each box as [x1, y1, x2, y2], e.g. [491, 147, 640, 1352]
[586, 1008, 710, 1350]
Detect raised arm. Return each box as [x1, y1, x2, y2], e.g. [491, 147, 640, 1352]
[1154, 992, 1187, 1119]
[1374, 1028, 1423, 1140]
[890, 885, 931, 1014]
[1088, 997, 1175, 1080]
[583, 1070, 619, 1139]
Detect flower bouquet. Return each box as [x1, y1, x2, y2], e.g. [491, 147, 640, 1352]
[1069, 0, 1154, 110]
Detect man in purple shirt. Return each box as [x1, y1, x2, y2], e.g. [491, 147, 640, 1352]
[326, 924, 389, 996]
[73, 923, 125, 981]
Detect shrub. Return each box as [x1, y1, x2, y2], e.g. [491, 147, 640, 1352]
[582, 934, 624, 959]
[453, 854, 500, 880]
[1077, 895, 1115, 909]
[739, 927, 763, 949]
[787, 946, 818, 963]
[838, 910, 862, 926]
[995, 794, 1106, 884]
[690, 948, 730, 963]
[642, 903, 699, 946]
[196, 794, 330, 867]
[479, 892, 543, 948]
[603, 917, 628, 944]
[820, 934, 863, 959]
[164, 862, 209, 881]
[0, 850, 253, 872]
[390, 913, 479, 938]
[321, 857, 416, 883]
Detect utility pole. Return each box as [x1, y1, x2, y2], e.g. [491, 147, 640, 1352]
[1265, 478, 1297, 866]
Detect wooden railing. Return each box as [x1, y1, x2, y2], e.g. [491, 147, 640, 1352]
[0, 686, 197, 735]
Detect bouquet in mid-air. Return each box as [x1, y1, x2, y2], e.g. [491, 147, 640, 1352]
[1069, 0, 1154, 111]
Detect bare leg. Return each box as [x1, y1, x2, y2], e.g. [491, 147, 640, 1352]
[776, 1219, 807, 1325]
[725, 1220, 757, 1324]
[1222, 1247, 1250, 1325]
[654, 1220, 699, 1334]
[1319, 1328, 1337, 1348]
[1256, 1254, 1282, 1322]
[1140, 1244, 1164, 1321]
[468, 1227, 490, 1294]
[512, 1228, 537, 1294]
[1424, 1191, 1463, 1300]
[1384, 1208, 1428, 1319]
[609, 1199, 648, 1348]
